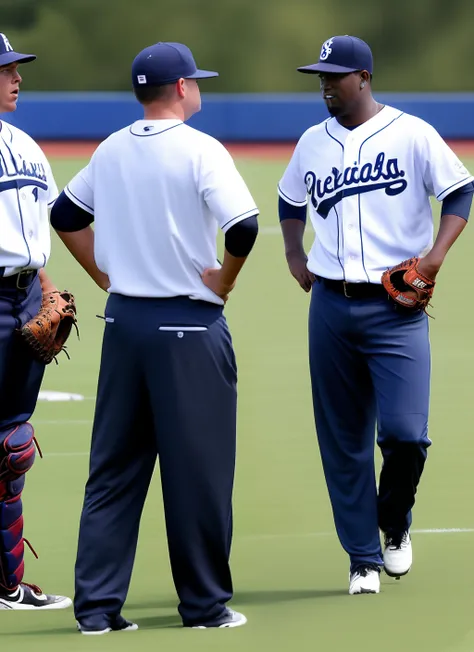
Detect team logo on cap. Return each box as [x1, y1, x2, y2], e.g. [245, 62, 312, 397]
[0, 34, 13, 53]
[137, 75, 147, 84]
[320, 38, 334, 61]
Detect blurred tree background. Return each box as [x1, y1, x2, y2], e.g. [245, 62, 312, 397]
[2, 0, 473, 92]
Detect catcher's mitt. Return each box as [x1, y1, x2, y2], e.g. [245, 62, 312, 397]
[21, 291, 78, 364]
[381, 257, 435, 313]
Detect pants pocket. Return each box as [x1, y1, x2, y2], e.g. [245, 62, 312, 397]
[158, 326, 208, 332]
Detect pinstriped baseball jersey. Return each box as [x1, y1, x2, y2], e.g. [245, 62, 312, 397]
[278, 105, 474, 283]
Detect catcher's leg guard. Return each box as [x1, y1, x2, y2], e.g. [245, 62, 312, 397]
[0, 423, 36, 590]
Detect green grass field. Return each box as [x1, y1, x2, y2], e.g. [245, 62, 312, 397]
[3, 155, 474, 651]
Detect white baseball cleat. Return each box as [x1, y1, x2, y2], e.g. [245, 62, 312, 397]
[0, 583, 72, 610]
[383, 531, 412, 578]
[349, 565, 381, 594]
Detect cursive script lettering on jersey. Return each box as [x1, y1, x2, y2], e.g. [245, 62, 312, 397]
[305, 152, 408, 219]
[0, 157, 47, 182]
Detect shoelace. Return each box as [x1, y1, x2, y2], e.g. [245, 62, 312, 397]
[23, 538, 39, 560]
[33, 437, 43, 459]
[352, 563, 381, 577]
[385, 532, 408, 549]
[21, 581, 43, 596]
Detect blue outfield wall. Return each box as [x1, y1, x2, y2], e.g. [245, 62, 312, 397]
[3, 92, 474, 141]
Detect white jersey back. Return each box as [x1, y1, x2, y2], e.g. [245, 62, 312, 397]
[65, 119, 258, 304]
[278, 105, 474, 283]
[0, 121, 58, 275]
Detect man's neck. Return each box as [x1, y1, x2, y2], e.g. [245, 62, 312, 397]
[142, 103, 185, 121]
[336, 99, 382, 128]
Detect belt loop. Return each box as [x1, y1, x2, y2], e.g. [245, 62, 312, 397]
[343, 281, 352, 298]
[0, 267, 5, 278]
[16, 270, 36, 290]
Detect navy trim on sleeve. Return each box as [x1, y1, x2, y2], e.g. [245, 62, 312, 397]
[441, 181, 474, 221]
[50, 190, 94, 232]
[278, 196, 307, 223]
[224, 215, 258, 257]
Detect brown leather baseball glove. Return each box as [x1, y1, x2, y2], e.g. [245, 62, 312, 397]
[21, 290, 78, 364]
[381, 257, 435, 313]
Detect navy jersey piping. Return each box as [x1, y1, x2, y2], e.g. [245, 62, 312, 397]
[222, 208, 259, 231]
[325, 121, 345, 150]
[436, 178, 474, 201]
[277, 184, 307, 206]
[2, 135, 18, 172]
[66, 186, 94, 213]
[355, 112, 405, 283]
[14, 185, 31, 268]
[333, 205, 345, 280]
[357, 194, 370, 282]
[129, 122, 184, 138]
[357, 113, 405, 164]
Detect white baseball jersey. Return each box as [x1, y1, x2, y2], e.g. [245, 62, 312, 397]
[0, 121, 58, 275]
[64, 119, 258, 305]
[278, 105, 474, 283]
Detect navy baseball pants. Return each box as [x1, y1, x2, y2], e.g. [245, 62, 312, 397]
[309, 279, 431, 570]
[74, 295, 237, 626]
[0, 276, 44, 429]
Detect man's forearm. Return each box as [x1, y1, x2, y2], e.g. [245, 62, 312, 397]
[281, 218, 306, 255]
[429, 214, 467, 262]
[418, 214, 467, 279]
[219, 248, 248, 289]
[38, 269, 58, 293]
[55, 226, 110, 290]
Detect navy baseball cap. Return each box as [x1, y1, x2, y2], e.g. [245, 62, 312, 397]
[0, 32, 36, 67]
[298, 35, 373, 74]
[132, 42, 218, 88]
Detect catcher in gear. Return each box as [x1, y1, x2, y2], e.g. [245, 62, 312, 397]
[0, 33, 72, 611]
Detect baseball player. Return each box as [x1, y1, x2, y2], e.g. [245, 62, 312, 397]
[50, 41, 258, 633]
[0, 33, 72, 609]
[278, 35, 474, 594]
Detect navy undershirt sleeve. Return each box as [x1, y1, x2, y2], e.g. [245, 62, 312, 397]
[225, 214, 258, 256]
[50, 190, 94, 232]
[441, 181, 474, 221]
[278, 196, 307, 223]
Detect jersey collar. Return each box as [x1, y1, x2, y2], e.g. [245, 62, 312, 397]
[325, 105, 403, 144]
[130, 119, 183, 137]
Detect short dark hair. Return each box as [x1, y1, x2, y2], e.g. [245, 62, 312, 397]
[133, 83, 175, 105]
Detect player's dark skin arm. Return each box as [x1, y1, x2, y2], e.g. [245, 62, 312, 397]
[55, 227, 111, 291]
[416, 214, 467, 280]
[281, 219, 316, 292]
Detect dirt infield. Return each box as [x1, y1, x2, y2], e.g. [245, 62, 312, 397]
[39, 140, 474, 159]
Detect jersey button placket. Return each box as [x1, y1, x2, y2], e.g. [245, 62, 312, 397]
[341, 144, 363, 281]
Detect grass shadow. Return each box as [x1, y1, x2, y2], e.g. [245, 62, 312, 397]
[3, 613, 181, 637]
[126, 587, 348, 612]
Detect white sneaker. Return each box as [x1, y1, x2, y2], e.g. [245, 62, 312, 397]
[383, 531, 412, 578]
[349, 565, 381, 594]
[0, 583, 72, 610]
[191, 608, 247, 629]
